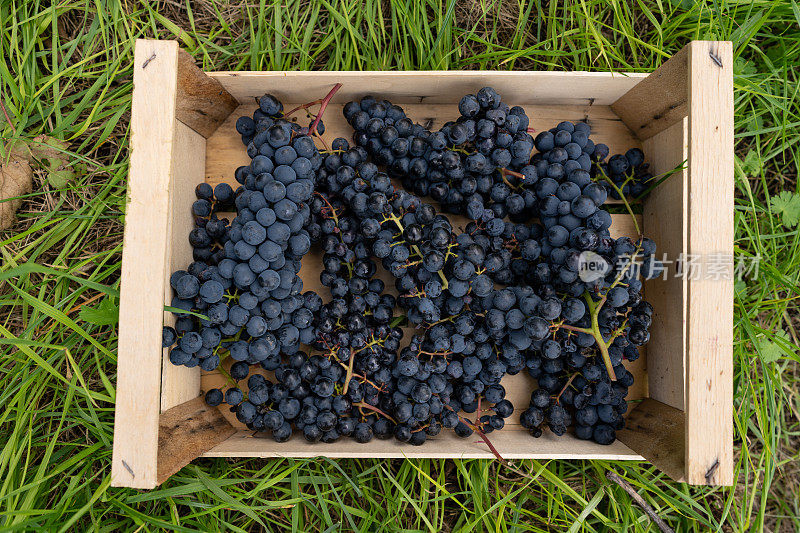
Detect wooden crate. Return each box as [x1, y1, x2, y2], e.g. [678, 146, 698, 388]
[112, 39, 733, 489]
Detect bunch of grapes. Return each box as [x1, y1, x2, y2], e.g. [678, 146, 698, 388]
[164, 182, 236, 372]
[163, 86, 664, 449]
[216, 99, 411, 443]
[494, 122, 660, 444]
[343, 89, 538, 223]
[164, 94, 326, 437]
[519, 297, 653, 444]
[205, 346, 391, 444]
[340, 101, 662, 446]
[318, 147, 553, 442]
[304, 139, 409, 443]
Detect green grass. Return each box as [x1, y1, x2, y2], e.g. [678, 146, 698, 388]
[1, 0, 799, 531]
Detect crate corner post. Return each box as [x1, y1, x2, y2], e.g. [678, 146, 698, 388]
[156, 397, 237, 485]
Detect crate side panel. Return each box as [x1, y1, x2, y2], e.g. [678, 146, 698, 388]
[161, 122, 205, 411]
[685, 41, 734, 486]
[112, 39, 179, 489]
[642, 119, 688, 410]
[208, 71, 647, 106]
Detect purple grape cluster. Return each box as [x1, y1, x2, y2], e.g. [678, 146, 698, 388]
[163, 86, 663, 448]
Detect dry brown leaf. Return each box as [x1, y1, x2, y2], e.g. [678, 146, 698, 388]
[0, 135, 71, 229]
[0, 145, 34, 230]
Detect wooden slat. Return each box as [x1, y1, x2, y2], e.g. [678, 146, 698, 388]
[175, 48, 238, 138]
[642, 119, 688, 410]
[160, 121, 204, 411]
[611, 45, 689, 141]
[617, 398, 685, 482]
[685, 41, 734, 486]
[208, 71, 647, 106]
[204, 428, 642, 460]
[157, 396, 236, 484]
[112, 39, 180, 489]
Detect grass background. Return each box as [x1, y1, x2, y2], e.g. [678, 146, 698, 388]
[1, 0, 799, 531]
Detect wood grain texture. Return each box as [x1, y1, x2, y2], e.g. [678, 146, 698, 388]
[112, 39, 179, 489]
[157, 396, 236, 484]
[612, 45, 689, 141]
[204, 428, 642, 460]
[160, 122, 204, 412]
[642, 119, 688, 410]
[209, 71, 648, 106]
[175, 48, 238, 138]
[685, 41, 734, 485]
[617, 398, 685, 482]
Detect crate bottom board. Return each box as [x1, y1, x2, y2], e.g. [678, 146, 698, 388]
[202, 428, 643, 460]
[188, 96, 649, 458]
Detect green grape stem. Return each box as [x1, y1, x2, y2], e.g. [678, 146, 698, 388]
[594, 163, 641, 237]
[538, 243, 646, 381]
[578, 165, 652, 380]
[583, 292, 617, 381]
[218, 365, 237, 389]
